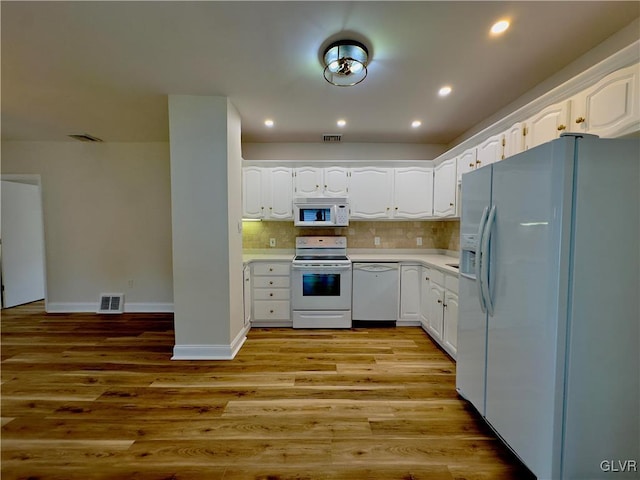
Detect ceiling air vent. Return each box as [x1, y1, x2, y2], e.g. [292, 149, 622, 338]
[68, 133, 103, 142]
[322, 133, 342, 143]
[97, 294, 124, 314]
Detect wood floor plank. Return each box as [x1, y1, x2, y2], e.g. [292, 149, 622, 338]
[1, 301, 534, 480]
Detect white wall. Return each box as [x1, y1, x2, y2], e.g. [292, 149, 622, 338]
[0, 141, 173, 312]
[168, 95, 246, 359]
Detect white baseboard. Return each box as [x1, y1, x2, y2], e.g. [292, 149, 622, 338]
[46, 302, 174, 313]
[171, 324, 249, 360]
[396, 319, 421, 327]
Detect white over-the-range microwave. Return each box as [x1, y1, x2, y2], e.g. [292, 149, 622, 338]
[293, 197, 349, 227]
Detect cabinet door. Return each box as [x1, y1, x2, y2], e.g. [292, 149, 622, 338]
[420, 267, 431, 329]
[457, 148, 477, 182]
[349, 168, 394, 219]
[443, 290, 458, 358]
[243, 266, 252, 326]
[524, 100, 570, 150]
[476, 134, 503, 169]
[294, 167, 322, 197]
[570, 64, 640, 137]
[433, 159, 457, 217]
[399, 265, 421, 322]
[323, 167, 349, 197]
[394, 167, 433, 218]
[503, 122, 525, 159]
[268, 167, 293, 219]
[242, 167, 265, 218]
[428, 283, 444, 340]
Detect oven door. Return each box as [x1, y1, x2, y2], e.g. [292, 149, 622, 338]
[291, 263, 352, 310]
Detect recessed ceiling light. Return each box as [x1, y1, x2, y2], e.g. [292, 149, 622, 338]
[264, 119, 274, 127]
[438, 86, 452, 97]
[337, 119, 347, 127]
[411, 120, 422, 128]
[490, 20, 510, 35]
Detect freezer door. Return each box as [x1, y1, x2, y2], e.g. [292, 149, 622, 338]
[456, 166, 492, 414]
[484, 138, 574, 480]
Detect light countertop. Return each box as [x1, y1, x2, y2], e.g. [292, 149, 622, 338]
[243, 249, 460, 276]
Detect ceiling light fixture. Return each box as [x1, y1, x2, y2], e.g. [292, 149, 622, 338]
[264, 119, 274, 127]
[438, 86, 452, 97]
[322, 40, 369, 87]
[337, 119, 347, 127]
[411, 120, 422, 128]
[490, 20, 510, 35]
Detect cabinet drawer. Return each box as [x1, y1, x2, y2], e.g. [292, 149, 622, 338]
[253, 263, 290, 276]
[427, 269, 444, 286]
[253, 276, 290, 288]
[253, 300, 290, 320]
[253, 289, 290, 300]
[445, 275, 459, 294]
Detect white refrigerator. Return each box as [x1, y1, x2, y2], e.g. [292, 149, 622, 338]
[456, 134, 639, 480]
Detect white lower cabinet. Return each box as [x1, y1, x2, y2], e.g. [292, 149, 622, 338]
[251, 262, 291, 327]
[442, 276, 458, 358]
[399, 264, 421, 325]
[420, 266, 458, 359]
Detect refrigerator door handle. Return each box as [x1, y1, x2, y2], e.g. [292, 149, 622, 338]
[476, 206, 489, 313]
[481, 205, 496, 316]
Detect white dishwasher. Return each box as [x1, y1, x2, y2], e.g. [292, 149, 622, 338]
[352, 263, 400, 323]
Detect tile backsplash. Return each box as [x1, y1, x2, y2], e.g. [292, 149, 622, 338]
[243, 220, 460, 251]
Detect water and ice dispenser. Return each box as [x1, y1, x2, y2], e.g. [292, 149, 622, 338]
[460, 233, 478, 276]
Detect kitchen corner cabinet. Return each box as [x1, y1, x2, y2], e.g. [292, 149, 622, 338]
[567, 63, 639, 138]
[399, 264, 421, 325]
[293, 166, 349, 197]
[393, 167, 434, 218]
[242, 167, 293, 219]
[349, 167, 394, 219]
[433, 158, 456, 217]
[251, 262, 291, 327]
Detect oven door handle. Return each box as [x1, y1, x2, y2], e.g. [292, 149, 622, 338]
[291, 263, 352, 271]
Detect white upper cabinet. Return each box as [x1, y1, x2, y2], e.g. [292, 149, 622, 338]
[293, 166, 349, 197]
[476, 133, 504, 168]
[268, 167, 294, 219]
[323, 167, 349, 197]
[433, 158, 457, 217]
[393, 167, 433, 218]
[457, 148, 477, 183]
[524, 100, 570, 150]
[349, 167, 394, 219]
[293, 167, 323, 197]
[503, 122, 525, 159]
[242, 167, 293, 219]
[568, 64, 640, 138]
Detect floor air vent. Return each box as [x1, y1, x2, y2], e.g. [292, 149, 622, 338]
[97, 294, 124, 314]
[322, 134, 342, 143]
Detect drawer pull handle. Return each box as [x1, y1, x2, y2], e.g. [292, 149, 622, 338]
[269, 281, 274, 285]
[269, 309, 274, 314]
[269, 293, 273, 297]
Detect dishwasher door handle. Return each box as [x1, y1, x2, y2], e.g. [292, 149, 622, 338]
[354, 264, 398, 272]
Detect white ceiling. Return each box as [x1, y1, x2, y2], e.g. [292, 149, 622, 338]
[2, 1, 639, 145]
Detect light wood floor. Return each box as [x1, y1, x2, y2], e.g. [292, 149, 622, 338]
[1, 301, 534, 480]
